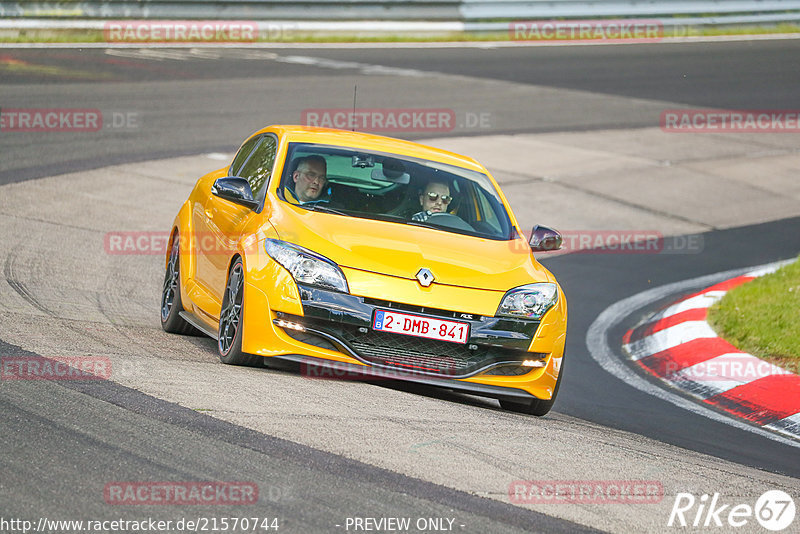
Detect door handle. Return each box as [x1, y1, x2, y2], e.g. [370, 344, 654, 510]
[205, 209, 214, 219]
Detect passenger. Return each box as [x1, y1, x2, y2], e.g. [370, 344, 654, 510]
[412, 180, 453, 221]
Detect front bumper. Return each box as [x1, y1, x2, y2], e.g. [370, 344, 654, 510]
[241, 265, 565, 402]
[275, 284, 547, 379]
[266, 353, 542, 403]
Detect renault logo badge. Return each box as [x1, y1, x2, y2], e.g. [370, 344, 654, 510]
[416, 268, 435, 287]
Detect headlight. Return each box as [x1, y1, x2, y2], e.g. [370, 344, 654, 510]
[265, 239, 349, 293]
[496, 283, 558, 319]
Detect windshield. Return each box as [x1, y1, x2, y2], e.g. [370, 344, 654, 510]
[277, 142, 514, 240]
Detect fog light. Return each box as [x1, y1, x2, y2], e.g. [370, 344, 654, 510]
[274, 319, 306, 332]
[522, 359, 546, 368]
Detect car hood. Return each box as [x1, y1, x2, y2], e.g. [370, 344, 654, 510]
[270, 203, 552, 292]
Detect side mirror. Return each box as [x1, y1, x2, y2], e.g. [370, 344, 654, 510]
[529, 225, 563, 252]
[212, 177, 259, 210]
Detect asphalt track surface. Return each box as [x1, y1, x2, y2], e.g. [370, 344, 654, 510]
[3, 38, 800, 183]
[1, 41, 799, 532]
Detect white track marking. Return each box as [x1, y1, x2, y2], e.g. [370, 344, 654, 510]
[658, 291, 726, 319]
[586, 260, 800, 448]
[625, 321, 718, 359]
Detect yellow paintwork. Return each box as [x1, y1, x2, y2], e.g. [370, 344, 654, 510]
[169, 125, 567, 400]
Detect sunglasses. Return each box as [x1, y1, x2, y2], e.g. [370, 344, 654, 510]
[425, 192, 452, 204]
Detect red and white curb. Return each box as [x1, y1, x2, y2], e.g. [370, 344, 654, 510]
[623, 263, 800, 440]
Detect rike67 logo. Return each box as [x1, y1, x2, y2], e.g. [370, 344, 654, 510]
[668, 490, 795, 531]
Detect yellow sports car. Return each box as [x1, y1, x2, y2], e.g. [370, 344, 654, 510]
[161, 125, 567, 415]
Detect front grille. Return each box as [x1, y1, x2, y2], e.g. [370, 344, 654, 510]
[482, 364, 534, 376]
[310, 321, 542, 377]
[284, 330, 337, 351]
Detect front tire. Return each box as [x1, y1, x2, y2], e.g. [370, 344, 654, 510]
[161, 232, 200, 335]
[218, 258, 262, 367]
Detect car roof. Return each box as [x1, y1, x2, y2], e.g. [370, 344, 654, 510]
[253, 125, 488, 173]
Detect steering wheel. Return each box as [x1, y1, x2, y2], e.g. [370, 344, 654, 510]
[426, 212, 475, 232]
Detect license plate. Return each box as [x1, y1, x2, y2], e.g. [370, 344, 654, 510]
[372, 309, 470, 344]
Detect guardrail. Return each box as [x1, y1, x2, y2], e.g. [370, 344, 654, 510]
[2, 0, 800, 21]
[462, 0, 800, 19]
[1, 1, 460, 20]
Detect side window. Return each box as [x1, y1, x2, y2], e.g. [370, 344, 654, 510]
[230, 135, 261, 177]
[475, 188, 501, 231]
[239, 136, 278, 201]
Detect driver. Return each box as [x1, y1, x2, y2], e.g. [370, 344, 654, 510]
[412, 180, 452, 221]
[285, 155, 330, 205]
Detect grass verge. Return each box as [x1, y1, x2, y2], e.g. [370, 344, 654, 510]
[1, 24, 799, 44]
[707, 256, 800, 372]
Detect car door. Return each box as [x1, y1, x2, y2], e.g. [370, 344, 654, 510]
[195, 134, 278, 310]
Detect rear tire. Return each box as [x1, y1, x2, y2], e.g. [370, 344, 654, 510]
[499, 363, 563, 417]
[161, 232, 200, 336]
[218, 258, 263, 367]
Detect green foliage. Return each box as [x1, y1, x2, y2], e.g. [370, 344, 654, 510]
[708, 257, 800, 368]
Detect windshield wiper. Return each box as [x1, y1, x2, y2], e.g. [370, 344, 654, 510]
[306, 204, 348, 216]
